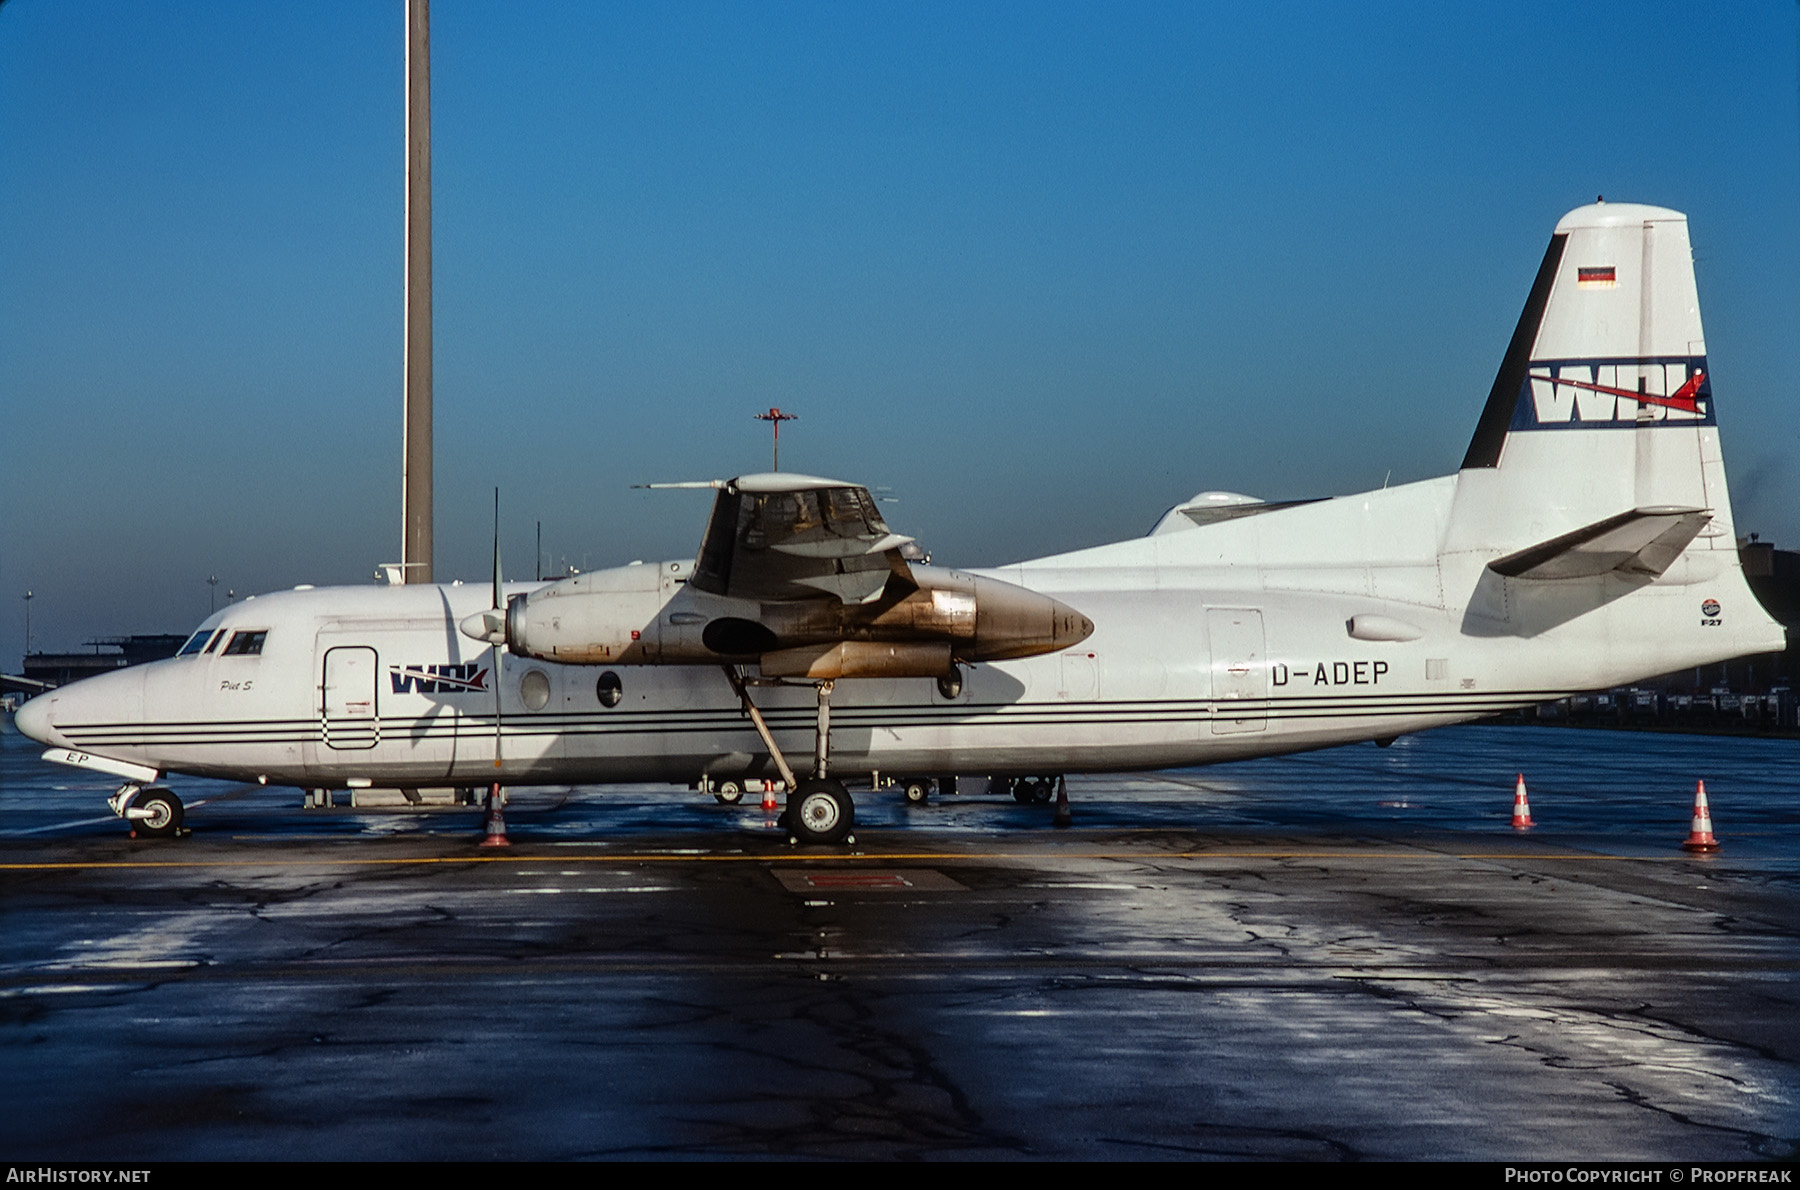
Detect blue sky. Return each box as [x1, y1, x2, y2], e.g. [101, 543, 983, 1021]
[4, 1, 1799, 660]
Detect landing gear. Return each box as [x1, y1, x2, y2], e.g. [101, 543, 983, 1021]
[901, 777, 932, 805]
[788, 779, 855, 846]
[125, 787, 184, 838]
[714, 779, 744, 805]
[723, 667, 857, 846]
[992, 775, 1060, 810]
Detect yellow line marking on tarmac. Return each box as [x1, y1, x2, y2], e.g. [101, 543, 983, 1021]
[0, 849, 1721, 871]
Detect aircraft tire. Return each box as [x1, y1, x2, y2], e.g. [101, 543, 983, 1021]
[901, 778, 932, 805]
[788, 779, 854, 845]
[132, 788, 184, 838]
[714, 780, 744, 805]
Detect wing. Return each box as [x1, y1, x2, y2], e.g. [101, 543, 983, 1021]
[689, 473, 917, 604]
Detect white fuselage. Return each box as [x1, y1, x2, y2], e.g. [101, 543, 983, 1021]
[18, 473, 1781, 792]
[21, 201, 1783, 796]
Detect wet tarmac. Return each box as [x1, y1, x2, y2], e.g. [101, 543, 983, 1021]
[2, 718, 1798, 1160]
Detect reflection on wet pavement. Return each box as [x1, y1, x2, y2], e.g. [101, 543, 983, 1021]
[2, 721, 1797, 1159]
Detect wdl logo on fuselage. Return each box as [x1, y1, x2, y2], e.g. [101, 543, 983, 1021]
[1511, 356, 1714, 430]
[390, 663, 488, 695]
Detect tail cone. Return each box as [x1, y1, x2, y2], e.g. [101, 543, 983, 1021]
[1511, 773, 1533, 830]
[1682, 780, 1718, 852]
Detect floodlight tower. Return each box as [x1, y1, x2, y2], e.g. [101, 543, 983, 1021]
[755, 407, 798, 471]
[401, 0, 433, 583]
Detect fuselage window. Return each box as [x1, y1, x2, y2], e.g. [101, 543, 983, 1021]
[596, 671, 623, 708]
[221, 630, 268, 656]
[520, 669, 552, 711]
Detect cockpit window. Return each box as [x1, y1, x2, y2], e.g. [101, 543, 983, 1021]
[202, 629, 226, 653]
[177, 630, 210, 657]
[221, 630, 268, 656]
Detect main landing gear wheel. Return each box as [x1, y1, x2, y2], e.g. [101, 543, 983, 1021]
[131, 788, 184, 838]
[714, 780, 744, 805]
[787, 779, 855, 846]
[901, 777, 932, 805]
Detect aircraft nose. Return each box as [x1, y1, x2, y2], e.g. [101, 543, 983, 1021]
[13, 692, 59, 746]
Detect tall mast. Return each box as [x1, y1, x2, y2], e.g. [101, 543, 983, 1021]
[401, 0, 434, 583]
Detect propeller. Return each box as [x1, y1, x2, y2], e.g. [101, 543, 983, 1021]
[455, 491, 511, 772]
[490, 489, 503, 769]
[455, 490, 507, 770]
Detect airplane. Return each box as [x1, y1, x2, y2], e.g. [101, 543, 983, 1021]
[14, 201, 1786, 844]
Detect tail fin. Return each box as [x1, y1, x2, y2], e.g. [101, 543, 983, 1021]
[1449, 203, 1734, 554]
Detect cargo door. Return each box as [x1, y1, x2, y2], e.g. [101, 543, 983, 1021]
[1207, 608, 1267, 734]
[1059, 651, 1098, 701]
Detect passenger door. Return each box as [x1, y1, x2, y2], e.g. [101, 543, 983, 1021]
[321, 645, 379, 750]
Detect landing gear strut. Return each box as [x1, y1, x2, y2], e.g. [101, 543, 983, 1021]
[111, 784, 185, 839]
[723, 667, 856, 846]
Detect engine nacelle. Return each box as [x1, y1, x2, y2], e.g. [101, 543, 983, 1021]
[504, 563, 665, 664]
[759, 641, 953, 680]
[478, 558, 1093, 669]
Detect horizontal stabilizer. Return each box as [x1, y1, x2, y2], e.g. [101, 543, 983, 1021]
[1488, 507, 1711, 580]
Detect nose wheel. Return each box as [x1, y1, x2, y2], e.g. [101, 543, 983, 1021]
[112, 785, 185, 838]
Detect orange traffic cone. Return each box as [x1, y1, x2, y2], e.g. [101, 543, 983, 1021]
[480, 781, 511, 848]
[1682, 780, 1718, 852]
[762, 781, 778, 812]
[1511, 773, 1533, 830]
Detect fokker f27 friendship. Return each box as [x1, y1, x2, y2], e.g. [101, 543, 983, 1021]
[16, 203, 1786, 843]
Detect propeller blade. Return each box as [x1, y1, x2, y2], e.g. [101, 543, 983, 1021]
[492, 636, 504, 771]
[491, 488, 504, 770]
[491, 488, 502, 613]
